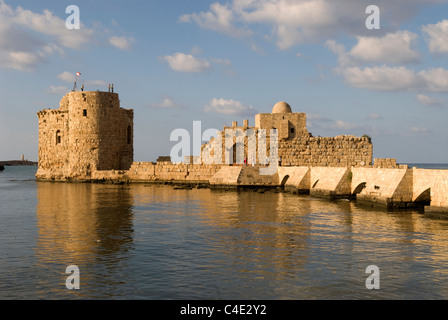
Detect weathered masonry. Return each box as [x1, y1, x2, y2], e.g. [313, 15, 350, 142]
[36, 93, 448, 213]
[201, 101, 373, 167]
[36, 91, 133, 180]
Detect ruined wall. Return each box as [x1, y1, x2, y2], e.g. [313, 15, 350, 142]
[200, 123, 373, 168]
[278, 135, 372, 167]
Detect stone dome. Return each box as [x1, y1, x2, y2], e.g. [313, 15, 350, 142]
[272, 101, 292, 114]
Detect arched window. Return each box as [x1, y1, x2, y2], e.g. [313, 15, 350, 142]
[56, 130, 62, 145]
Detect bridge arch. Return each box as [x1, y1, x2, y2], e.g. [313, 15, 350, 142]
[413, 188, 431, 206]
[280, 175, 290, 186]
[353, 182, 367, 195]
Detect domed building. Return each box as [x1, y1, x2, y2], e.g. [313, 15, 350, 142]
[255, 101, 308, 140]
[272, 101, 292, 114]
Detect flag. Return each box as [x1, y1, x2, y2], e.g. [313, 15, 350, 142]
[76, 72, 81, 76]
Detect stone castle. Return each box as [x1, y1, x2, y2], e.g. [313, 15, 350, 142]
[37, 91, 133, 179]
[36, 91, 448, 213]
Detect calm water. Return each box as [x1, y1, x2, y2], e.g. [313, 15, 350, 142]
[1, 165, 448, 300]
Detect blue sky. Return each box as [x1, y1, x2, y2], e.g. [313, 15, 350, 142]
[0, 0, 447, 163]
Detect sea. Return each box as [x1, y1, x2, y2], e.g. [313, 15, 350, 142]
[1, 164, 448, 300]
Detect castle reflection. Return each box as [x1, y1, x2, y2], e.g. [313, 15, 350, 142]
[35, 182, 134, 295]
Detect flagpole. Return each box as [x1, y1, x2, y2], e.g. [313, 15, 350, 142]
[73, 72, 81, 91]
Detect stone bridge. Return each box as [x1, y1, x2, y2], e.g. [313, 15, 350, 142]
[276, 166, 448, 212]
[93, 163, 447, 213]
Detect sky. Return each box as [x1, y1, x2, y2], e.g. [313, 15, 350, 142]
[0, 0, 447, 164]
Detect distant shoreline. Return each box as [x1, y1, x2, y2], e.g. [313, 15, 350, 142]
[0, 160, 38, 166]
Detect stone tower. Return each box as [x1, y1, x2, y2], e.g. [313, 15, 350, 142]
[36, 91, 133, 180]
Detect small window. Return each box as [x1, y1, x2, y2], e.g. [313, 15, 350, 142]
[56, 130, 61, 145]
[291, 128, 295, 134]
[83, 109, 87, 117]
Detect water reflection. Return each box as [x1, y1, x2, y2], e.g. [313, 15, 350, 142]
[32, 182, 448, 299]
[35, 182, 134, 298]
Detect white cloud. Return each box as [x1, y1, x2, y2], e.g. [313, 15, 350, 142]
[161, 52, 211, 73]
[422, 19, 448, 55]
[109, 36, 134, 51]
[46, 85, 70, 95]
[419, 68, 448, 92]
[148, 96, 185, 109]
[234, 0, 340, 49]
[57, 71, 76, 83]
[160, 48, 236, 76]
[180, 2, 252, 38]
[0, 1, 94, 71]
[0, 1, 133, 71]
[204, 98, 257, 116]
[349, 31, 420, 65]
[337, 65, 422, 91]
[325, 29, 448, 93]
[417, 94, 446, 108]
[334, 65, 448, 93]
[326, 31, 420, 67]
[5, 2, 94, 50]
[181, 0, 444, 50]
[0, 50, 45, 71]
